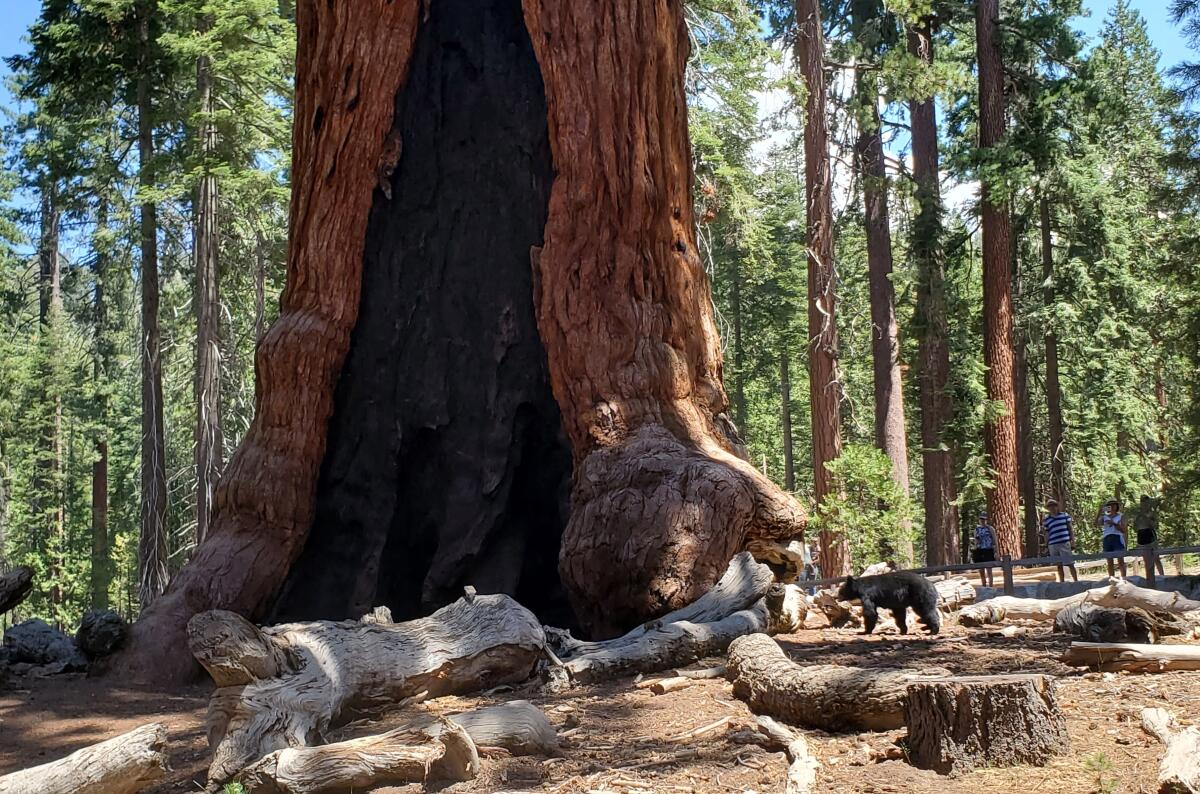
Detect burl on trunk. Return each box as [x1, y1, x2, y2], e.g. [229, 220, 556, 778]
[110, 0, 804, 686]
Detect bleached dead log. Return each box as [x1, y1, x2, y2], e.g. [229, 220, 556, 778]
[960, 578, 1200, 627]
[189, 593, 544, 784]
[934, 577, 977, 611]
[1054, 603, 1195, 644]
[1141, 707, 1200, 793]
[674, 665, 726, 679]
[547, 552, 802, 685]
[236, 717, 478, 794]
[727, 633, 950, 731]
[448, 701, 558, 756]
[0, 566, 33, 616]
[0, 722, 168, 794]
[636, 675, 694, 694]
[766, 582, 808, 634]
[746, 539, 807, 581]
[1062, 642, 1200, 672]
[749, 715, 818, 794]
[904, 675, 1068, 774]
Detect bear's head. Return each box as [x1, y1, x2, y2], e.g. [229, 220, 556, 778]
[837, 576, 857, 602]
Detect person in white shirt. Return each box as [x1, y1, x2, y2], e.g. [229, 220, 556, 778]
[1099, 498, 1128, 578]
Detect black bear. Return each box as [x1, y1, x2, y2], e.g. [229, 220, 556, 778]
[837, 572, 941, 636]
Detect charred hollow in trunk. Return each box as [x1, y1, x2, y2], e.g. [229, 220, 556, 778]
[271, 0, 572, 627]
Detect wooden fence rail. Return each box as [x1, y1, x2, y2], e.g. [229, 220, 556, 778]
[798, 545, 1200, 596]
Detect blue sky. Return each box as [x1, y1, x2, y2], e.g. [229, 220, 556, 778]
[0, 0, 1190, 110]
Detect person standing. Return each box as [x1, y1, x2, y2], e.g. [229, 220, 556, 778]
[972, 512, 996, 587]
[1133, 494, 1166, 577]
[1042, 498, 1077, 582]
[1099, 498, 1128, 578]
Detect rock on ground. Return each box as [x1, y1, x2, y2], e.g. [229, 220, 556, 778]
[3, 618, 88, 673]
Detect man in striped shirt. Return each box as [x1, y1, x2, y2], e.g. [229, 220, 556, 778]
[1043, 498, 1078, 582]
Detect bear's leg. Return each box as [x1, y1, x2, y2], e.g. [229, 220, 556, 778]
[861, 599, 878, 634]
[892, 608, 908, 635]
[917, 604, 941, 635]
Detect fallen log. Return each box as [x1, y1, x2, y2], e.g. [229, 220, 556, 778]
[959, 578, 1200, 627]
[547, 552, 805, 686]
[1053, 602, 1194, 644]
[448, 700, 558, 756]
[0, 566, 33, 616]
[754, 715, 818, 794]
[726, 633, 949, 731]
[904, 674, 1068, 775]
[0, 722, 168, 794]
[933, 577, 976, 611]
[236, 717, 478, 794]
[1141, 707, 1200, 793]
[189, 592, 544, 784]
[1062, 642, 1200, 672]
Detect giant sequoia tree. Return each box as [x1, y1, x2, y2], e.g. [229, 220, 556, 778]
[111, 0, 804, 685]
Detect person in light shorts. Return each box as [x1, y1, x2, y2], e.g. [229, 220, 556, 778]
[1042, 498, 1077, 582]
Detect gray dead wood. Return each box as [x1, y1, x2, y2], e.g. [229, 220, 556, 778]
[726, 633, 950, 731]
[1053, 602, 1193, 644]
[188, 592, 544, 784]
[0, 566, 32, 616]
[0, 722, 168, 794]
[934, 577, 977, 611]
[960, 578, 1200, 627]
[545, 552, 806, 686]
[754, 715, 818, 794]
[904, 674, 1068, 775]
[236, 717, 478, 794]
[1141, 707, 1200, 793]
[448, 700, 558, 755]
[1063, 641, 1200, 672]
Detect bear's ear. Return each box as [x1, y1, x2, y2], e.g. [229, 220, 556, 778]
[844, 575, 854, 585]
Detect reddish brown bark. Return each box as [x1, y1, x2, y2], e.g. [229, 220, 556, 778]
[1014, 260, 1038, 556]
[1041, 197, 1066, 504]
[781, 351, 795, 491]
[795, 0, 848, 577]
[111, 0, 803, 682]
[977, 0, 1021, 557]
[855, 70, 913, 567]
[109, 0, 424, 685]
[525, 0, 805, 634]
[908, 19, 959, 565]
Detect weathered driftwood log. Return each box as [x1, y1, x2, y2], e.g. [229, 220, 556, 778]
[1063, 642, 1200, 672]
[904, 674, 1067, 775]
[236, 717, 478, 794]
[547, 553, 805, 685]
[0, 722, 168, 794]
[448, 700, 558, 755]
[189, 593, 544, 783]
[726, 633, 949, 731]
[0, 566, 33, 616]
[960, 578, 1200, 627]
[1141, 707, 1200, 793]
[754, 715, 818, 794]
[934, 577, 977, 611]
[1053, 602, 1193, 644]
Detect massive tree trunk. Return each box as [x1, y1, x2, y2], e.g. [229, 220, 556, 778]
[976, 0, 1021, 556]
[908, 18, 959, 566]
[797, 0, 848, 577]
[194, 25, 223, 547]
[1041, 197, 1066, 503]
[853, 34, 912, 567]
[91, 200, 112, 610]
[137, 0, 169, 609]
[110, 0, 803, 685]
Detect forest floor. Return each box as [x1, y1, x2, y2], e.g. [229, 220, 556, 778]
[2, 615, 1198, 794]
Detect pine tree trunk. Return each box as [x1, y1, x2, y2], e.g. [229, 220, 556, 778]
[1013, 248, 1037, 556]
[976, 0, 1021, 556]
[855, 61, 912, 567]
[1041, 197, 1066, 504]
[797, 0, 847, 577]
[908, 19, 959, 565]
[254, 229, 267, 343]
[137, 0, 169, 609]
[732, 260, 747, 434]
[194, 31, 223, 547]
[109, 0, 804, 685]
[91, 201, 112, 610]
[781, 351, 795, 491]
[38, 185, 65, 607]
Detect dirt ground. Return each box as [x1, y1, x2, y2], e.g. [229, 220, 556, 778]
[1, 619, 1197, 793]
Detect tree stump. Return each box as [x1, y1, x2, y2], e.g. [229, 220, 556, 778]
[904, 674, 1068, 775]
